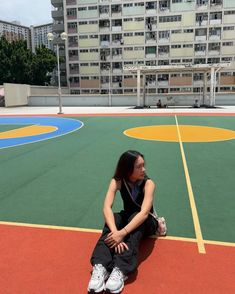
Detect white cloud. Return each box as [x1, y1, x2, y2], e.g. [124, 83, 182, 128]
[0, 0, 52, 26]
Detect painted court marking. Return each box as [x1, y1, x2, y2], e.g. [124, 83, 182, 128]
[0, 125, 57, 139]
[174, 116, 205, 254]
[0, 221, 234, 249]
[0, 116, 84, 149]
[124, 121, 235, 253]
[124, 125, 235, 142]
[1, 115, 234, 254]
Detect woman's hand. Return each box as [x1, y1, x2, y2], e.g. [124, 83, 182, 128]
[114, 242, 129, 254]
[104, 230, 126, 248]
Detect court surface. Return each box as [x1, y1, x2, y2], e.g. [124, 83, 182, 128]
[0, 106, 234, 293]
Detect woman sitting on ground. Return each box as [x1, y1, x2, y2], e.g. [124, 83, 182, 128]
[88, 150, 158, 293]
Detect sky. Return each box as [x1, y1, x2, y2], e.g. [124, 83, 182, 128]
[0, 0, 52, 27]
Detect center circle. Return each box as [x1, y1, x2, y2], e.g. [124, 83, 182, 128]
[124, 125, 235, 143]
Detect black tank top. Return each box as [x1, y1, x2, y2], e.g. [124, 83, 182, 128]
[119, 176, 154, 216]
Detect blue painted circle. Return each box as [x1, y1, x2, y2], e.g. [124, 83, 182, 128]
[0, 116, 83, 149]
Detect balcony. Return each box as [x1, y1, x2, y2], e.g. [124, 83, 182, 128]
[52, 10, 64, 19]
[100, 50, 111, 61]
[113, 68, 122, 74]
[101, 68, 110, 75]
[112, 26, 122, 32]
[146, 2, 157, 15]
[147, 81, 156, 87]
[59, 49, 65, 56]
[52, 23, 64, 33]
[112, 54, 122, 60]
[101, 82, 109, 89]
[210, 19, 222, 25]
[111, 5, 122, 17]
[196, 0, 208, 10]
[68, 41, 78, 48]
[67, 14, 77, 20]
[158, 80, 169, 86]
[99, 6, 109, 18]
[145, 46, 157, 59]
[146, 32, 157, 44]
[158, 37, 169, 44]
[66, 0, 76, 5]
[208, 44, 220, 55]
[209, 34, 221, 41]
[158, 46, 169, 58]
[51, 0, 63, 8]
[208, 50, 220, 55]
[100, 41, 110, 48]
[99, 21, 110, 33]
[70, 83, 80, 88]
[159, 0, 170, 13]
[69, 55, 78, 61]
[195, 50, 206, 56]
[195, 35, 207, 41]
[210, 0, 222, 10]
[68, 28, 77, 34]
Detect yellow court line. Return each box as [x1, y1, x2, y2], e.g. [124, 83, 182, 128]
[0, 221, 102, 233]
[204, 239, 235, 247]
[1, 221, 234, 248]
[175, 116, 206, 254]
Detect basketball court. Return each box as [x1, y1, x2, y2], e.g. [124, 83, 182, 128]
[0, 106, 234, 293]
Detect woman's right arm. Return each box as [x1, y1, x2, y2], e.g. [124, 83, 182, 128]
[103, 178, 119, 233]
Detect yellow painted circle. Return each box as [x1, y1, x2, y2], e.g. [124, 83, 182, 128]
[124, 125, 235, 143]
[0, 125, 57, 139]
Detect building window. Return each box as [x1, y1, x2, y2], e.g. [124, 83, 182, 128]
[159, 15, 182, 23]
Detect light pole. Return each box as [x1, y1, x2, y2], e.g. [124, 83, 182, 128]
[47, 32, 67, 114]
[108, 66, 111, 106]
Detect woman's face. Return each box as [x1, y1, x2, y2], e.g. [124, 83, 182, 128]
[129, 156, 145, 182]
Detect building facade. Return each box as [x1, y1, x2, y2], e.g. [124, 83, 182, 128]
[51, 0, 235, 95]
[30, 23, 54, 52]
[0, 20, 53, 51]
[0, 20, 31, 48]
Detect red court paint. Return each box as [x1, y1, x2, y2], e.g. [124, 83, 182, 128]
[0, 224, 234, 294]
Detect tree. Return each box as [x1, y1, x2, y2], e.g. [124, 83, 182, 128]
[30, 46, 57, 85]
[0, 37, 57, 85]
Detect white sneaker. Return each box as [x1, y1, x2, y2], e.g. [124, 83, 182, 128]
[105, 267, 127, 293]
[87, 264, 109, 293]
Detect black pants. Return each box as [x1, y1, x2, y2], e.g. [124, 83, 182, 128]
[90, 211, 158, 275]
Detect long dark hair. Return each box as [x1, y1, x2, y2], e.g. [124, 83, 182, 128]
[113, 150, 144, 181]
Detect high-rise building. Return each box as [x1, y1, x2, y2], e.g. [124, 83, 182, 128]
[30, 23, 54, 52]
[51, 0, 235, 95]
[0, 20, 31, 48]
[0, 20, 53, 52]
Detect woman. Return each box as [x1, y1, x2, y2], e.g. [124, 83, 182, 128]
[88, 150, 158, 293]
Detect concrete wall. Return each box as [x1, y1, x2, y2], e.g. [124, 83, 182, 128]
[4, 83, 30, 107]
[28, 93, 235, 107]
[30, 86, 69, 95]
[3, 84, 235, 107]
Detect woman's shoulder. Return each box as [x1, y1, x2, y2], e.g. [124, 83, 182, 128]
[110, 178, 121, 191]
[144, 178, 156, 190]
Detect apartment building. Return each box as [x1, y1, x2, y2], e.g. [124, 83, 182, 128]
[0, 20, 31, 48]
[51, 0, 235, 95]
[0, 20, 53, 51]
[30, 23, 53, 52]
